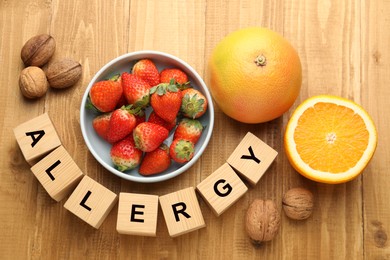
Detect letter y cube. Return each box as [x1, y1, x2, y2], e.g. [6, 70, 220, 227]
[227, 132, 278, 185]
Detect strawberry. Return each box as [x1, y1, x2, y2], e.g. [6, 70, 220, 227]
[169, 139, 195, 163]
[150, 81, 182, 122]
[180, 88, 208, 119]
[134, 109, 146, 126]
[173, 118, 203, 144]
[133, 122, 169, 152]
[88, 74, 123, 112]
[148, 110, 176, 131]
[116, 93, 128, 108]
[122, 72, 151, 108]
[160, 68, 188, 85]
[110, 136, 142, 172]
[132, 59, 160, 87]
[106, 105, 137, 144]
[92, 112, 112, 141]
[139, 143, 171, 176]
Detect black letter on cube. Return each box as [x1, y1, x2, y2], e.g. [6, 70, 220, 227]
[80, 190, 92, 211]
[214, 179, 233, 197]
[172, 202, 191, 222]
[25, 130, 45, 148]
[241, 146, 261, 164]
[45, 160, 61, 181]
[130, 204, 145, 223]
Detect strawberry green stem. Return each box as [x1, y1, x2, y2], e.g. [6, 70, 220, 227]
[108, 73, 121, 81]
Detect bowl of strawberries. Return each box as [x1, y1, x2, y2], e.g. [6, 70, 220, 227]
[80, 51, 214, 183]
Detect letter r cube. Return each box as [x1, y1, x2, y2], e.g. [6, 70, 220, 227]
[159, 187, 205, 237]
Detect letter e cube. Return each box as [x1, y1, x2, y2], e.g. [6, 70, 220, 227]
[116, 193, 159, 236]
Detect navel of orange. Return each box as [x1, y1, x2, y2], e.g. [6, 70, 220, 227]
[284, 95, 377, 184]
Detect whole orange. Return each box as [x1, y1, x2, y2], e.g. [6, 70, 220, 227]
[207, 27, 302, 123]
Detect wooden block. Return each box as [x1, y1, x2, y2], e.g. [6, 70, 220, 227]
[64, 176, 118, 229]
[159, 187, 205, 237]
[30, 145, 84, 202]
[116, 193, 159, 236]
[196, 163, 248, 216]
[13, 113, 62, 165]
[227, 132, 278, 185]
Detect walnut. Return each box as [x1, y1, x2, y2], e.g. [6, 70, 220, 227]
[19, 66, 48, 99]
[21, 34, 56, 67]
[245, 199, 280, 245]
[282, 187, 314, 220]
[45, 58, 82, 89]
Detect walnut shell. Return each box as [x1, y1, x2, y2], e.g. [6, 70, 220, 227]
[45, 59, 82, 89]
[282, 187, 314, 220]
[19, 66, 48, 99]
[21, 34, 56, 67]
[245, 199, 280, 244]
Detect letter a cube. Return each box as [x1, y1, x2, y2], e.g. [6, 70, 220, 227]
[116, 193, 159, 236]
[64, 176, 118, 229]
[13, 113, 61, 165]
[227, 132, 278, 185]
[30, 145, 84, 202]
[159, 187, 205, 237]
[197, 163, 248, 216]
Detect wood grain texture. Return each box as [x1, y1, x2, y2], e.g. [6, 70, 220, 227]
[0, 0, 389, 259]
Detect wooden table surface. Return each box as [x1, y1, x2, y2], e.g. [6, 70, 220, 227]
[1, 0, 389, 259]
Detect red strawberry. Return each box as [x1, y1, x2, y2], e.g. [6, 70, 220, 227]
[133, 122, 169, 152]
[106, 106, 137, 144]
[148, 110, 176, 131]
[116, 93, 128, 108]
[169, 139, 194, 163]
[88, 74, 123, 112]
[160, 68, 188, 85]
[180, 88, 208, 119]
[110, 136, 142, 172]
[92, 112, 112, 141]
[132, 59, 160, 87]
[134, 109, 146, 126]
[122, 72, 151, 108]
[139, 144, 171, 175]
[173, 118, 203, 144]
[150, 81, 182, 122]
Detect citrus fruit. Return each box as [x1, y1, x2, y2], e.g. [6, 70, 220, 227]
[207, 27, 302, 123]
[284, 95, 377, 184]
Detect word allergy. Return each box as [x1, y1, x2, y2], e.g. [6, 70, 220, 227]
[13, 113, 277, 237]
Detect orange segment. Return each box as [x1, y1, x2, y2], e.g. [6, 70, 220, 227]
[284, 95, 377, 184]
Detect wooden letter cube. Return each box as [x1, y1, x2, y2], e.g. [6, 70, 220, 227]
[159, 187, 205, 237]
[30, 145, 84, 202]
[116, 193, 159, 236]
[197, 163, 248, 216]
[13, 113, 61, 165]
[227, 132, 278, 185]
[64, 176, 118, 229]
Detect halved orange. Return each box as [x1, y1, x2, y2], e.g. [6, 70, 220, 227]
[284, 95, 377, 184]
